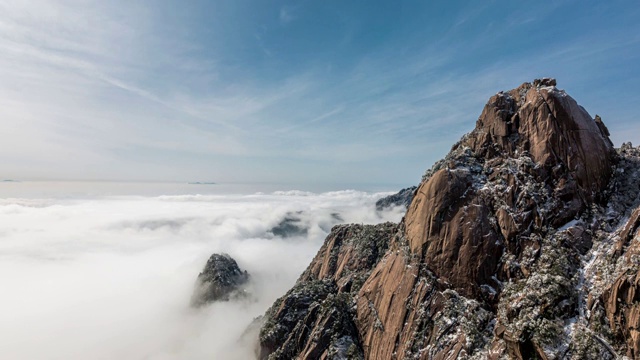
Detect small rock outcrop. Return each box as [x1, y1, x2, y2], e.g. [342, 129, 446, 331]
[191, 253, 249, 307]
[256, 79, 640, 359]
[375, 186, 417, 211]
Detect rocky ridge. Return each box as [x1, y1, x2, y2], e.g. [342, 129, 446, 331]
[256, 79, 640, 359]
[375, 186, 417, 211]
[259, 222, 397, 359]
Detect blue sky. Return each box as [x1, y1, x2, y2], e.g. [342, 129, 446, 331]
[0, 0, 639, 187]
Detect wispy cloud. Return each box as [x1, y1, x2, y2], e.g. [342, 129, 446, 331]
[279, 6, 297, 25]
[0, 0, 638, 183]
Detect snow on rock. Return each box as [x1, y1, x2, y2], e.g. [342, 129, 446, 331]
[254, 80, 640, 360]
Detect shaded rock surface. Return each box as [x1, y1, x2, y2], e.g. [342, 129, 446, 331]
[375, 186, 417, 211]
[259, 223, 396, 360]
[257, 79, 640, 359]
[191, 253, 249, 307]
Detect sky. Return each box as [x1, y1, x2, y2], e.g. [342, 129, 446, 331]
[0, 0, 639, 186]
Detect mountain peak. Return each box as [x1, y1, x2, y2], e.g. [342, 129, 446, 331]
[405, 79, 616, 302]
[257, 79, 640, 359]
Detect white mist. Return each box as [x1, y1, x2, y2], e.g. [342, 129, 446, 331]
[0, 184, 404, 359]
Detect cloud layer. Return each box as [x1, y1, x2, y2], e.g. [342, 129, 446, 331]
[0, 186, 404, 359]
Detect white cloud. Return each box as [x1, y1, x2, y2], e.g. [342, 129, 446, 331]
[0, 187, 404, 359]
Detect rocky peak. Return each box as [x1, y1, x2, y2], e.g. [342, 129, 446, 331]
[467, 78, 613, 200]
[256, 79, 637, 359]
[190, 253, 249, 307]
[405, 79, 616, 300]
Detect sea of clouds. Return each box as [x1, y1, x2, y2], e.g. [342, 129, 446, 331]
[0, 187, 405, 360]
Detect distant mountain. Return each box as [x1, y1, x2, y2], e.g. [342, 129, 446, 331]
[375, 186, 417, 211]
[255, 79, 640, 359]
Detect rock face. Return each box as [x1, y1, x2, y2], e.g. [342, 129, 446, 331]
[257, 79, 640, 359]
[405, 78, 614, 300]
[375, 186, 417, 211]
[191, 253, 249, 307]
[259, 223, 397, 359]
[597, 144, 640, 358]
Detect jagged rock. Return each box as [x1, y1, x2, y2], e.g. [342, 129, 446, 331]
[600, 199, 640, 358]
[259, 223, 396, 359]
[404, 79, 614, 300]
[567, 224, 592, 255]
[256, 79, 640, 360]
[375, 186, 417, 211]
[260, 281, 363, 360]
[618, 207, 640, 251]
[602, 266, 640, 358]
[190, 253, 249, 307]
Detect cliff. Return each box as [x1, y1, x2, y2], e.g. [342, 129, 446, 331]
[257, 79, 640, 359]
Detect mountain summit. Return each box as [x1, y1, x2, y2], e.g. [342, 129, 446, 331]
[257, 79, 640, 359]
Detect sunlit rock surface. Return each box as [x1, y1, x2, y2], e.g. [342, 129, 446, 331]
[256, 79, 640, 359]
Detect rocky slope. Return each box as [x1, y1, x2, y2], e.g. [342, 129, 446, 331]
[256, 79, 640, 359]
